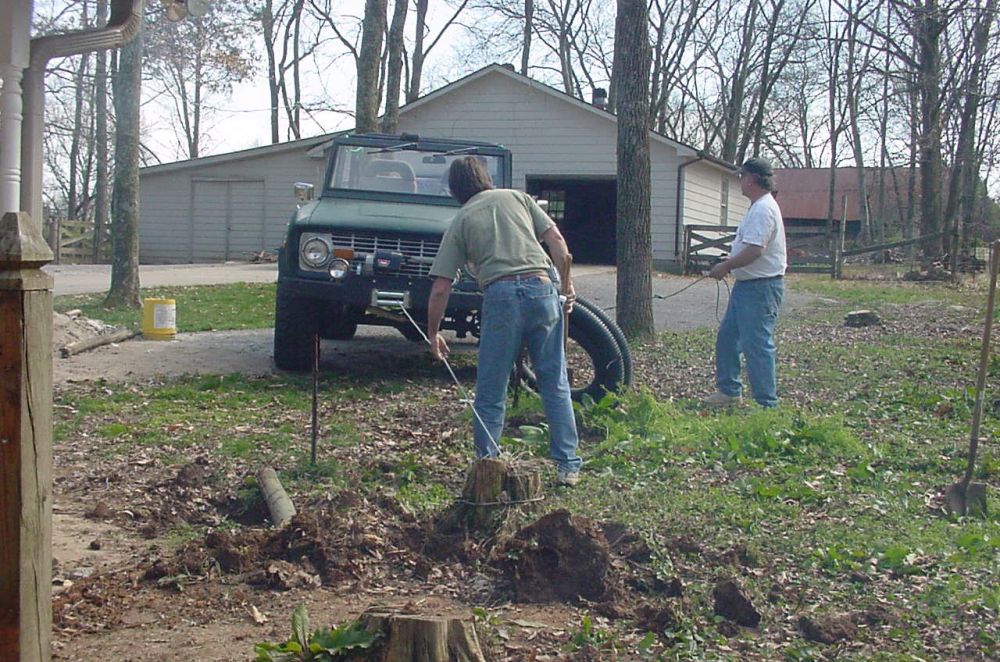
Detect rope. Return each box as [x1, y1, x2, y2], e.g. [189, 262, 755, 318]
[601, 275, 732, 323]
[456, 495, 546, 507]
[395, 304, 503, 456]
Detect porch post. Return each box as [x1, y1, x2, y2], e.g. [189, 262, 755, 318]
[0, 211, 54, 662]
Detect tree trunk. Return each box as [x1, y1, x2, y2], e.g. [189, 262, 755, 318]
[68, 46, 90, 225]
[520, 0, 533, 75]
[942, 0, 993, 275]
[94, 0, 110, 263]
[356, 0, 388, 133]
[916, 0, 945, 260]
[407, 0, 428, 102]
[355, 609, 486, 662]
[613, 0, 654, 339]
[459, 457, 542, 530]
[106, 25, 143, 309]
[380, 0, 408, 134]
[261, 0, 280, 144]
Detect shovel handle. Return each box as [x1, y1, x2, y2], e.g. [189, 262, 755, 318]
[560, 254, 573, 346]
[963, 240, 1000, 488]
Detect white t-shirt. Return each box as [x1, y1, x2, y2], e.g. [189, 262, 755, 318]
[731, 192, 786, 280]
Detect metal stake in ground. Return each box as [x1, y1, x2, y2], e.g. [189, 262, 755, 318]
[311, 333, 319, 465]
[945, 239, 999, 517]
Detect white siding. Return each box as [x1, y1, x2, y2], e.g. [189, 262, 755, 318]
[140, 148, 326, 263]
[139, 68, 727, 266]
[398, 72, 685, 264]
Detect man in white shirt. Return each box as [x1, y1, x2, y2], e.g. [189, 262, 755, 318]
[705, 157, 787, 408]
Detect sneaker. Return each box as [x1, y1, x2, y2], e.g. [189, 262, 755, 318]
[703, 391, 742, 407]
[556, 470, 580, 487]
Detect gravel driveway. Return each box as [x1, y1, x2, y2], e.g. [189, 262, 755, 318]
[52, 262, 817, 383]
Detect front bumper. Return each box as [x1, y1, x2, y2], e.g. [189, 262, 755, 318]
[277, 272, 483, 317]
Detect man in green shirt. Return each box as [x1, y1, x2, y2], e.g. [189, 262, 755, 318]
[427, 157, 582, 486]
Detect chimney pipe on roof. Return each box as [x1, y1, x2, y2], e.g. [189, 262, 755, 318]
[592, 87, 607, 110]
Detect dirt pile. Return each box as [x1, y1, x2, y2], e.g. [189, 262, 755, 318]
[53, 310, 128, 351]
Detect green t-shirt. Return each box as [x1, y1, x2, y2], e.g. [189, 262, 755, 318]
[429, 189, 555, 287]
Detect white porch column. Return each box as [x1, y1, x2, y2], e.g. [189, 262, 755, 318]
[0, 1, 33, 215]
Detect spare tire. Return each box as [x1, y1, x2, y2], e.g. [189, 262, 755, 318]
[574, 296, 632, 389]
[519, 302, 626, 402]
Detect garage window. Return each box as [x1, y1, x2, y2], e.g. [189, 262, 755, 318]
[538, 190, 566, 222]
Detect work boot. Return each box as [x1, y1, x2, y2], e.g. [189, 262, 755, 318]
[556, 470, 580, 487]
[703, 391, 742, 407]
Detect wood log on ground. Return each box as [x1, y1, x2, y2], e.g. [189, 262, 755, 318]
[256, 467, 295, 527]
[355, 608, 486, 662]
[60, 328, 140, 357]
[460, 457, 543, 529]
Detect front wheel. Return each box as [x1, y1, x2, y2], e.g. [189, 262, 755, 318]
[273, 284, 318, 371]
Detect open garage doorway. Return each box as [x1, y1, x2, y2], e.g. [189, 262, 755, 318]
[526, 177, 617, 265]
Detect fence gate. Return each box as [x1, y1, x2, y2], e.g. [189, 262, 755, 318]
[682, 224, 831, 274]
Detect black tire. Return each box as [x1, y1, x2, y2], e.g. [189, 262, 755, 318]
[397, 322, 427, 342]
[575, 296, 633, 389]
[520, 303, 626, 402]
[273, 283, 318, 371]
[320, 315, 358, 341]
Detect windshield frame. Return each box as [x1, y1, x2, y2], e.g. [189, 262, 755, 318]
[321, 134, 512, 206]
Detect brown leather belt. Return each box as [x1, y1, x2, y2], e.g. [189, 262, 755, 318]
[492, 271, 550, 283]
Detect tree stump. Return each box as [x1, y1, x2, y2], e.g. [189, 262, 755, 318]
[355, 608, 486, 662]
[460, 457, 543, 529]
[844, 310, 881, 327]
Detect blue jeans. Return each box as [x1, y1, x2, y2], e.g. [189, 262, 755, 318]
[474, 276, 581, 472]
[715, 277, 784, 407]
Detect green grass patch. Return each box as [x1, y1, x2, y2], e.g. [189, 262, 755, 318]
[789, 272, 985, 308]
[53, 274, 1000, 659]
[54, 282, 276, 331]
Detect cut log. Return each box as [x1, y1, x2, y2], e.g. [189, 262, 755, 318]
[256, 466, 295, 527]
[60, 328, 140, 357]
[356, 609, 486, 662]
[460, 457, 543, 529]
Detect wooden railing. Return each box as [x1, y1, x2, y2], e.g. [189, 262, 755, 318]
[46, 218, 103, 264]
[682, 224, 831, 275]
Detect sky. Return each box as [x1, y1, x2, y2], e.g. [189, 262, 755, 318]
[142, 0, 480, 165]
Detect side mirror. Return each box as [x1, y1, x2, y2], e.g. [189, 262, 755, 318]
[293, 182, 315, 204]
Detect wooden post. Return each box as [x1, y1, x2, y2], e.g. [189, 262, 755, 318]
[0, 211, 54, 662]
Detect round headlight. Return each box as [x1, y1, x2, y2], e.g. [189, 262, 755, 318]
[301, 237, 330, 267]
[329, 258, 350, 279]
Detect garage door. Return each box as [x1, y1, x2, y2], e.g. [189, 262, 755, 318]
[191, 179, 266, 261]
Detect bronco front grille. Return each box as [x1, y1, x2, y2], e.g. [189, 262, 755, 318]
[331, 232, 441, 278]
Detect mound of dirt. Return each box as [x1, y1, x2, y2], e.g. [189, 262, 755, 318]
[54, 310, 128, 350]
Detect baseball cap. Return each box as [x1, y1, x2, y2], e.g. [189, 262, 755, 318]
[738, 157, 773, 178]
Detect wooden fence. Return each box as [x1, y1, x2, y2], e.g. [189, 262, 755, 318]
[682, 224, 831, 275]
[46, 218, 103, 264]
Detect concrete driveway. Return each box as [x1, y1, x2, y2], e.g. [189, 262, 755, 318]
[47, 261, 815, 333]
[46, 262, 278, 296]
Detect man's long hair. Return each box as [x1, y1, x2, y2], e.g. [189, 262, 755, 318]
[448, 156, 494, 204]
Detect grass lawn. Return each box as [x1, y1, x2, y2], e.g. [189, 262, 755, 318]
[53, 274, 999, 660]
[54, 282, 276, 331]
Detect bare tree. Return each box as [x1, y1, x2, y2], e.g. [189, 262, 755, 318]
[94, 0, 110, 261]
[942, 0, 995, 271]
[614, 0, 654, 339]
[355, 0, 387, 133]
[107, 22, 143, 309]
[408, 0, 470, 101]
[381, 0, 408, 133]
[145, 0, 255, 158]
[521, 0, 533, 75]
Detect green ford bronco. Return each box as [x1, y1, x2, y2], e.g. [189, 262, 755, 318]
[273, 132, 631, 400]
